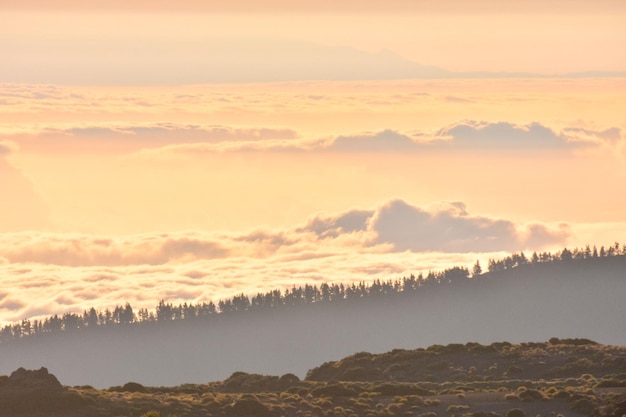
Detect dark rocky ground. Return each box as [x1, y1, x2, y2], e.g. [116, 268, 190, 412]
[2, 340, 626, 417]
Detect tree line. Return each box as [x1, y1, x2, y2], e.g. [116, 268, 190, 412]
[1, 243, 624, 343]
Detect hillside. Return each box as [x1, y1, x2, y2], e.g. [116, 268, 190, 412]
[1, 253, 625, 387]
[306, 339, 626, 382]
[2, 341, 626, 417]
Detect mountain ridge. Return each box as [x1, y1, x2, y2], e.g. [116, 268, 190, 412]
[1, 250, 625, 387]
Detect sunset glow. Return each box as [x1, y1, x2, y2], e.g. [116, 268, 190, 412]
[1, 0, 625, 326]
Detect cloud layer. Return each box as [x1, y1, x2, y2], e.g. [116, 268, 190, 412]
[0, 199, 569, 324]
[7, 120, 621, 155]
[1, 199, 567, 266]
[300, 199, 568, 252]
[370, 200, 567, 252]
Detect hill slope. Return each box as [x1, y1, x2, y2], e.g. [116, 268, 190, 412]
[2, 341, 626, 417]
[305, 339, 626, 382]
[1, 255, 625, 387]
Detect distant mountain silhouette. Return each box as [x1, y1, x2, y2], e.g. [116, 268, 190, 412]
[5, 40, 624, 84]
[0, 250, 625, 387]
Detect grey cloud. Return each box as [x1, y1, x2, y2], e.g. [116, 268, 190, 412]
[297, 199, 566, 253]
[159, 238, 228, 260]
[435, 121, 573, 149]
[0, 198, 568, 272]
[185, 270, 208, 279]
[0, 84, 72, 101]
[524, 223, 570, 249]
[561, 127, 623, 145]
[233, 231, 297, 253]
[328, 130, 419, 152]
[324, 122, 619, 152]
[0, 298, 25, 311]
[9, 120, 617, 156]
[443, 96, 472, 103]
[370, 199, 568, 252]
[2, 233, 228, 266]
[62, 124, 298, 144]
[298, 209, 373, 238]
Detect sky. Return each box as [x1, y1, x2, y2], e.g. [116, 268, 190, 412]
[1, 0, 626, 325]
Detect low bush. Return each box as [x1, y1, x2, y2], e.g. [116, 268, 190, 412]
[505, 408, 525, 417]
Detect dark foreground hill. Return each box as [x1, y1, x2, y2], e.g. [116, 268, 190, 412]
[2, 341, 626, 417]
[1, 254, 626, 387]
[306, 338, 626, 382]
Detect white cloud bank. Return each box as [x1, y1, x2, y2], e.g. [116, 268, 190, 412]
[0, 199, 569, 324]
[1, 199, 567, 267]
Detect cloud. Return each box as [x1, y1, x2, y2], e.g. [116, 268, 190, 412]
[322, 121, 611, 153]
[297, 199, 567, 253]
[63, 124, 298, 143]
[28, 124, 300, 153]
[434, 121, 574, 149]
[369, 199, 568, 252]
[297, 209, 374, 238]
[129, 121, 616, 155]
[0, 247, 482, 325]
[0, 199, 567, 268]
[142, 139, 319, 155]
[1, 233, 228, 266]
[0, 199, 574, 324]
[2, 121, 301, 156]
[561, 126, 623, 146]
[327, 130, 419, 152]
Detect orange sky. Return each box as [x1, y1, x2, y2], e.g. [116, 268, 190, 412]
[2, 3, 625, 81]
[1, 2, 625, 324]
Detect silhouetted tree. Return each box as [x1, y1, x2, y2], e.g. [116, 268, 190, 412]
[472, 260, 482, 277]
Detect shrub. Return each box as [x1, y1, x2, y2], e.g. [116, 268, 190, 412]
[552, 390, 569, 399]
[427, 361, 451, 371]
[368, 383, 433, 396]
[226, 397, 271, 417]
[505, 366, 523, 376]
[387, 402, 405, 414]
[505, 408, 525, 417]
[570, 398, 595, 414]
[447, 404, 470, 412]
[596, 379, 626, 388]
[518, 389, 544, 401]
[279, 373, 300, 385]
[311, 383, 358, 397]
[121, 382, 147, 393]
[465, 412, 501, 417]
[140, 412, 160, 417]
